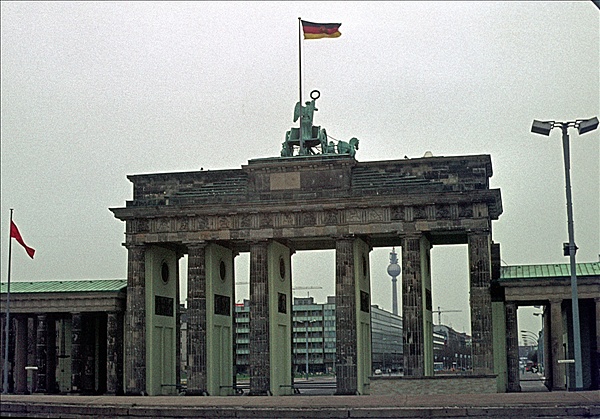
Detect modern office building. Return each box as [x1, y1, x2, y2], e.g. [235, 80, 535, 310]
[433, 324, 472, 371]
[233, 296, 403, 376]
[371, 305, 403, 372]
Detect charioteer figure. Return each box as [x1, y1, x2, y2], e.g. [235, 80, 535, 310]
[280, 90, 358, 158]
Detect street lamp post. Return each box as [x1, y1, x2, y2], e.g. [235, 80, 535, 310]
[305, 319, 316, 380]
[521, 330, 539, 367]
[531, 116, 598, 390]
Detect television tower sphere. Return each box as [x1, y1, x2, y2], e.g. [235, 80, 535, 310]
[387, 262, 401, 277]
[387, 247, 401, 277]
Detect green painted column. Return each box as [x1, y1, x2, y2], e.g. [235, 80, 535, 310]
[204, 243, 235, 396]
[267, 241, 292, 396]
[353, 238, 372, 394]
[144, 246, 178, 396]
[420, 237, 433, 377]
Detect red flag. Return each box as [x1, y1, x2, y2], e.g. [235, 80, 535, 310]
[10, 220, 35, 259]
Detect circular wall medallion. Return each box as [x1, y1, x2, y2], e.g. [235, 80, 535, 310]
[161, 262, 169, 284]
[219, 260, 226, 281]
[279, 256, 286, 281]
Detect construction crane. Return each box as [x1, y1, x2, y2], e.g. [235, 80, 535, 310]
[432, 306, 462, 325]
[292, 286, 323, 297]
[235, 283, 324, 298]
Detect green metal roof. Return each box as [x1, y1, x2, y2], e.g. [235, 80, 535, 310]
[0, 279, 127, 294]
[500, 262, 600, 281]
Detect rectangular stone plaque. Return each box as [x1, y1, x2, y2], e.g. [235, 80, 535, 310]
[278, 292, 287, 314]
[155, 296, 174, 317]
[270, 172, 300, 190]
[214, 294, 231, 316]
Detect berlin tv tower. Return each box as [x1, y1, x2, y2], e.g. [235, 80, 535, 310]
[387, 247, 401, 316]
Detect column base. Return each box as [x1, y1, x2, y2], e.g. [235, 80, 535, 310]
[248, 390, 272, 396]
[184, 389, 209, 396]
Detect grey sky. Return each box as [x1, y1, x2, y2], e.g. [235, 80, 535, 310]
[2, 2, 598, 342]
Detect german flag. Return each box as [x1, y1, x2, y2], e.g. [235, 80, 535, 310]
[301, 20, 342, 39]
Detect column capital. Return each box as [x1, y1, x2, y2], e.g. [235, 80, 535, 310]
[184, 240, 207, 247]
[123, 242, 146, 251]
[467, 228, 491, 237]
[549, 298, 563, 305]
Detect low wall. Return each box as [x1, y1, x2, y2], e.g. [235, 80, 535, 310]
[369, 374, 498, 395]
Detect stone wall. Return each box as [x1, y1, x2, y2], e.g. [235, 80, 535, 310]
[369, 375, 498, 395]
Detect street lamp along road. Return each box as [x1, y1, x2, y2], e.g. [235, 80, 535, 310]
[531, 116, 598, 391]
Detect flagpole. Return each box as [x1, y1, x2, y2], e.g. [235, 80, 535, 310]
[298, 17, 303, 155]
[298, 17, 303, 112]
[2, 209, 13, 394]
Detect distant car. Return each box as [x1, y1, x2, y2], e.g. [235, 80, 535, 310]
[374, 369, 382, 375]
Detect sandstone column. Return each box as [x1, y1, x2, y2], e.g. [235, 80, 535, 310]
[70, 312, 82, 393]
[468, 231, 494, 374]
[401, 235, 424, 377]
[335, 236, 358, 394]
[11, 316, 26, 394]
[549, 298, 565, 390]
[124, 244, 146, 395]
[505, 302, 521, 392]
[106, 311, 123, 395]
[186, 242, 208, 395]
[249, 240, 270, 395]
[35, 314, 47, 393]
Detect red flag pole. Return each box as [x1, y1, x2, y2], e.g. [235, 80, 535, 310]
[2, 209, 13, 394]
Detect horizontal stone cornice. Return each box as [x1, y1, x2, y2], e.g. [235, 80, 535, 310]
[0, 292, 126, 314]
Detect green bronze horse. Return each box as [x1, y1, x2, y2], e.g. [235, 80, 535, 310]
[336, 137, 359, 157]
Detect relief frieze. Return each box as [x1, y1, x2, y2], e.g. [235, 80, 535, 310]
[324, 210, 338, 225]
[218, 216, 230, 229]
[280, 212, 295, 227]
[240, 214, 253, 228]
[391, 206, 404, 221]
[413, 206, 427, 220]
[302, 212, 316, 226]
[155, 218, 171, 232]
[368, 208, 384, 222]
[127, 219, 149, 233]
[346, 208, 362, 223]
[196, 216, 209, 230]
[178, 218, 190, 231]
[459, 204, 474, 218]
[436, 205, 451, 219]
[260, 213, 273, 228]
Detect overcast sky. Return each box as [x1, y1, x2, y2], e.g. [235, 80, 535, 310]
[2, 2, 598, 342]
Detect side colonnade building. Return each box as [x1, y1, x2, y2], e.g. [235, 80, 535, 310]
[0, 280, 126, 395]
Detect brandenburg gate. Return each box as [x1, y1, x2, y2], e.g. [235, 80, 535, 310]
[110, 93, 503, 396]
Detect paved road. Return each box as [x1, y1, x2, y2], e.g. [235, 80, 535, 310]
[519, 369, 549, 392]
[2, 385, 598, 418]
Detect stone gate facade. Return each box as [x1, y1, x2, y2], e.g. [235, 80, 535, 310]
[110, 154, 503, 395]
